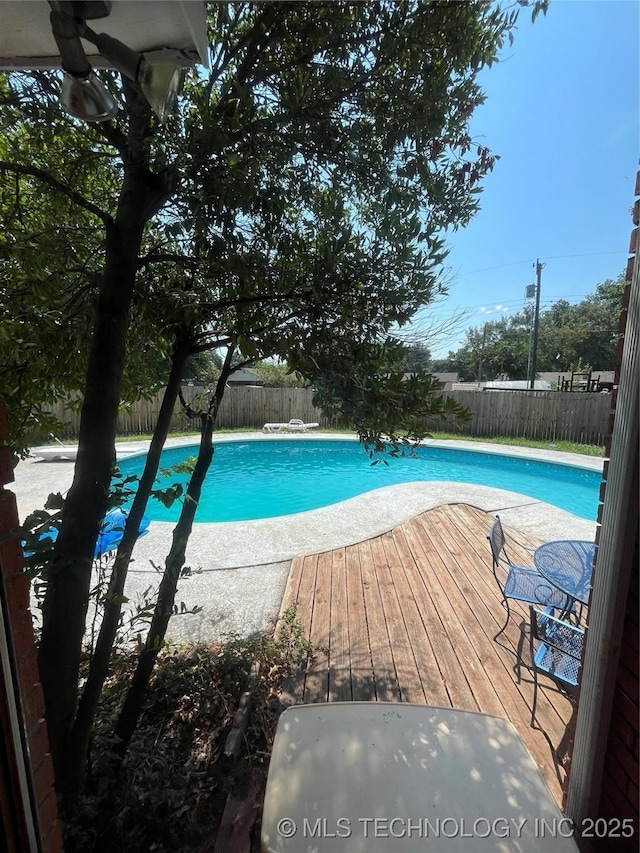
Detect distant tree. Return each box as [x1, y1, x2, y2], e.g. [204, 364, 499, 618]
[181, 350, 223, 385]
[430, 357, 453, 374]
[536, 274, 625, 372]
[442, 314, 530, 380]
[437, 274, 625, 379]
[254, 362, 309, 387]
[403, 341, 433, 373]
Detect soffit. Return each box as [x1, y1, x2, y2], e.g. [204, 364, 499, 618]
[0, 1, 209, 69]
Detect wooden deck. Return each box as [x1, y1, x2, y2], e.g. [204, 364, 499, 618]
[278, 503, 575, 806]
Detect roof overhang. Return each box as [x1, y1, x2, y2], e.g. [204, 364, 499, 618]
[0, 1, 209, 70]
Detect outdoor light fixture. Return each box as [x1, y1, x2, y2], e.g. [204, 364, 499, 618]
[80, 25, 184, 123]
[49, 3, 183, 124]
[59, 66, 118, 122]
[49, 7, 118, 122]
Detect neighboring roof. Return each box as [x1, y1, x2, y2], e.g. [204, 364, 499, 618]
[441, 380, 555, 391]
[450, 382, 481, 391]
[0, 1, 209, 69]
[228, 368, 263, 385]
[431, 372, 459, 383]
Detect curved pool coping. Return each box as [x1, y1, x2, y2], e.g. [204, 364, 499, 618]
[17, 433, 601, 644]
[117, 430, 606, 473]
[112, 432, 601, 570]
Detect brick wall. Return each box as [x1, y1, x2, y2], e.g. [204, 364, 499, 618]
[0, 401, 62, 852]
[596, 529, 639, 847]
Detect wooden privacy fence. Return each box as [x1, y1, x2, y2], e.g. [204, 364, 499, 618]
[48, 386, 612, 446]
[425, 389, 612, 446]
[47, 387, 333, 437]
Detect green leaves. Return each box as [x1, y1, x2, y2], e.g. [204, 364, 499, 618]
[20, 497, 64, 577]
[310, 337, 470, 452]
[151, 484, 184, 509]
[163, 457, 197, 476]
[438, 273, 626, 381]
[150, 458, 196, 507]
[1, 0, 533, 462]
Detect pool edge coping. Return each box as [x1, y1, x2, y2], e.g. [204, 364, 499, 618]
[16, 435, 600, 644]
[21, 432, 601, 570]
[116, 431, 605, 472]
[112, 433, 599, 571]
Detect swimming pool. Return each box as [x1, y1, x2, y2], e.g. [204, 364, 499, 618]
[116, 439, 601, 523]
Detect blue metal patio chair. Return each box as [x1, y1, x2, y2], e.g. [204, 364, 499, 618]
[529, 605, 585, 727]
[487, 515, 569, 640]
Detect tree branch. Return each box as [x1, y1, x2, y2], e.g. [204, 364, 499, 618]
[91, 119, 129, 159]
[191, 336, 234, 353]
[0, 161, 113, 225]
[209, 340, 238, 416]
[137, 252, 197, 270]
[178, 386, 200, 419]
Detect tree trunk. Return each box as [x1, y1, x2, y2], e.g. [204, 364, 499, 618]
[66, 333, 191, 792]
[37, 154, 175, 794]
[112, 350, 235, 761]
[37, 218, 141, 794]
[112, 413, 215, 757]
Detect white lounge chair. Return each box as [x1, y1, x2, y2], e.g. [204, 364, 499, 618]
[283, 419, 319, 432]
[262, 420, 319, 433]
[32, 442, 148, 462]
[32, 445, 79, 461]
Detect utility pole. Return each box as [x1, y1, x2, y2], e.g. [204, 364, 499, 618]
[477, 322, 487, 384]
[529, 260, 544, 390]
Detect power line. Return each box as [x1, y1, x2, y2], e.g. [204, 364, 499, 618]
[455, 259, 537, 277]
[422, 295, 608, 318]
[455, 251, 627, 278]
[544, 251, 628, 261]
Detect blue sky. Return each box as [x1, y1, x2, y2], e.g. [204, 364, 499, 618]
[418, 0, 639, 358]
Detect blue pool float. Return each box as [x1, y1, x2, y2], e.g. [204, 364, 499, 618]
[94, 507, 150, 557]
[23, 507, 150, 560]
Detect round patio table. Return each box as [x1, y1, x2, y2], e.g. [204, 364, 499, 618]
[533, 540, 595, 606]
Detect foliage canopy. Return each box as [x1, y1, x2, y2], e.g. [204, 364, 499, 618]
[433, 275, 626, 381]
[0, 0, 547, 806]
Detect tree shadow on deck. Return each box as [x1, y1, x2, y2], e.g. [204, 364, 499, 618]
[277, 503, 578, 805]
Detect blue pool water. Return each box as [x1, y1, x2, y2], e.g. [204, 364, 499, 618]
[115, 440, 601, 523]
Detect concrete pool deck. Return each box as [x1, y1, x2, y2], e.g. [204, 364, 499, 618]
[15, 433, 602, 644]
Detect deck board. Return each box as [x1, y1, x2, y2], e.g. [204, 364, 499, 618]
[328, 548, 352, 702]
[303, 551, 331, 703]
[357, 539, 400, 702]
[278, 504, 574, 804]
[344, 546, 376, 701]
[375, 534, 426, 704]
[385, 527, 450, 707]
